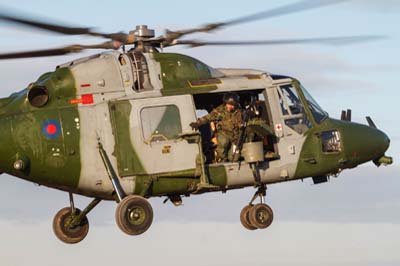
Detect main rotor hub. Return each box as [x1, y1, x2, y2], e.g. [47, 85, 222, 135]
[131, 25, 155, 38]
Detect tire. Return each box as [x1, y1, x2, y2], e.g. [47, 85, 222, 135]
[115, 195, 153, 235]
[249, 203, 274, 229]
[53, 207, 89, 244]
[240, 205, 257, 230]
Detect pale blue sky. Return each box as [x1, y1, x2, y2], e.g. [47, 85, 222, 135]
[0, 1, 399, 265]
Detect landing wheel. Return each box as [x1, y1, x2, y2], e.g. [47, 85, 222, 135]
[115, 195, 153, 235]
[53, 207, 89, 244]
[240, 205, 257, 230]
[249, 203, 274, 229]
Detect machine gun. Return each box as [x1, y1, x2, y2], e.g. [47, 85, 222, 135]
[232, 96, 258, 163]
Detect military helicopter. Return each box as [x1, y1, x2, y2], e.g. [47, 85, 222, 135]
[0, 0, 393, 244]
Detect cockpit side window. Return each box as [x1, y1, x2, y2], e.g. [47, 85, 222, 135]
[300, 85, 328, 124]
[281, 85, 303, 115]
[278, 84, 311, 134]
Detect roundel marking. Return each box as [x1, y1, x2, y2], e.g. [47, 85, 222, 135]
[42, 120, 61, 139]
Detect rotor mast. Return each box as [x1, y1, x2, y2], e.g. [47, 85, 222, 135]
[130, 25, 157, 53]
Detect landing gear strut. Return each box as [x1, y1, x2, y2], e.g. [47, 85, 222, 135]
[53, 193, 101, 244]
[240, 185, 274, 230]
[98, 141, 154, 236]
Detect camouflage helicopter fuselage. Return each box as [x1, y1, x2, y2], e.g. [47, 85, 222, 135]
[0, 50, 391, 201]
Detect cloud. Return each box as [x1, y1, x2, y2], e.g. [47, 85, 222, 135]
[0, 219, 400, 266]
[0, 165, 398, 226]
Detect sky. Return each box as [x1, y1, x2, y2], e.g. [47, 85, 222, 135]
[0, 1, 399, 265]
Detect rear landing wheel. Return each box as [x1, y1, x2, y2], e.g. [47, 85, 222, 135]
[115, 195, 153, 235]
[249, 203, 274, 229]
[240, 205, 257, 230]
[53, 207, 89, 244]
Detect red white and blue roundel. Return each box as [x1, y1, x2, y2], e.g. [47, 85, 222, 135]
[42, 120, 61, 139]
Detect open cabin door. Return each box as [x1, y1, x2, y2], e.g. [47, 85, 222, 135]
[110, 95, 199, 176]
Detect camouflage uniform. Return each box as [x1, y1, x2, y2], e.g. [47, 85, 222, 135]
[197, 104, 242, 162]
[244, 100, 275, 141]
[246, 118, 275, 141]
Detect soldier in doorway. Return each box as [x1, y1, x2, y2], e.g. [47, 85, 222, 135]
[190, 93, 242, 162]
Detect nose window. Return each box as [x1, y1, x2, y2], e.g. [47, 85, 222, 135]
[321, 130, 341, 153]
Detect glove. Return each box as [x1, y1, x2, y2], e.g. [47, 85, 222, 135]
[190, 122, 200, 130]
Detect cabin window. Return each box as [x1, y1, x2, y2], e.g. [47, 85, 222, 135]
[321, 130, 342, 153]
[278, 84, 311, 134]
[140, 105, 182, 143]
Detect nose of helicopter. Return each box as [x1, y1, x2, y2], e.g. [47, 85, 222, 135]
[370, 128, 390, 156]
[380, 130, 390, 151]
[345, 123, 390, 165]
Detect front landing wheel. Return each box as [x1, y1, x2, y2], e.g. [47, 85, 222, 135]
[53, 207, 89, 244]
[249, 203, 274, 229]
[240, 205, 257, 230]
[115, 195, 153, 235]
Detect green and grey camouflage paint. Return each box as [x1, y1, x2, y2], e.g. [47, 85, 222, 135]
[0, 51, 391, 201]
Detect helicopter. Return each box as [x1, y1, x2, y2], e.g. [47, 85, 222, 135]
[0, 0, 393, 244]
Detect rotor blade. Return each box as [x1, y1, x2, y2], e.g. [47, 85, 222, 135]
[0, 12, 93, 34]
[0, 12, 135, 43]
[174, 36, 385, 47]
[224, 0, 348, 26]
[0, 41, 121, 59]
[366, 116, 377, 128]
[153, 0, 350, 46]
